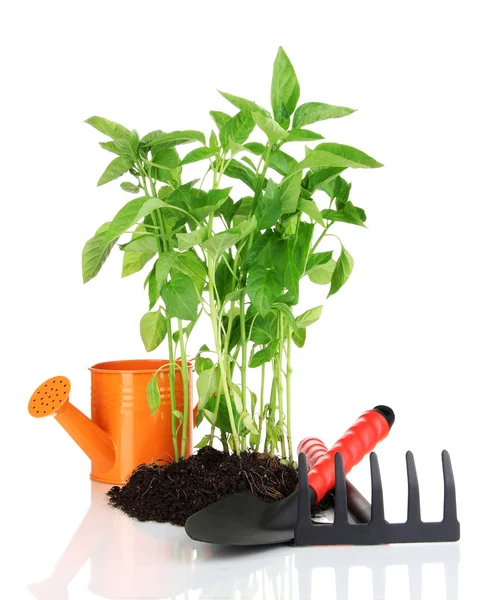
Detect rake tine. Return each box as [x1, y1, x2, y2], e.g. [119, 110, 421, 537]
[333, 452, 349, 524]
[370, 452, 385, 522]
[406, 451, 421, 523]
[442, 450, 457, 522]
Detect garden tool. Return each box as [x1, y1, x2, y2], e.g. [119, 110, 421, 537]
[294, 449, 460, 546]
[28, 360, 194, 484]
[298, 436, 373, 524]
[185, 405, 394, 546]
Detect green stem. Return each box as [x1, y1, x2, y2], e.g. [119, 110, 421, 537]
[256, 362, 266, 452]
[309, 221, 335, 258]
[142, 166, 181, 461]
[209, 377, 224, 446]
[264, 373, 277, 454]
[221, 431, 229, 454]
[166, 319, 179, 461]
[178, 320, 190, 458]
[239, 292, 247, 452]
[276, 316, 286, 459]
[286, 326, 293, 463]
[207, 256, 241, 454]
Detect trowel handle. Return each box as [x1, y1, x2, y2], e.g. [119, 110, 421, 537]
[304, 406, 394, 504]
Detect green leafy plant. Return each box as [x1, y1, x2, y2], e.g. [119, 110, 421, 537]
[83, 47, 382, 463]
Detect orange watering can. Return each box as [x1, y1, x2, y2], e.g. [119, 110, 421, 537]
[28, 360, 194, 484]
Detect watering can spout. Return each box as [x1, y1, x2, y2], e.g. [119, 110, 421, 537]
[28, 376, 116, 474]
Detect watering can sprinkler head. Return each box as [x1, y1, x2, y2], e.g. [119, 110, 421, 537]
[28, 376, 116, 474]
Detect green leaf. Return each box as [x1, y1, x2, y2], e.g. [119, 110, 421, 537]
[197, 367, 218, 408]
[145, 263, 159, 309]
[120, 235, 158, 253]
[292, 327, 306, 348]
[145, 130, 206, 148]
[151, 147, 181, 183]
[215, 254, 234, 302]
[294, 222, 315, 273]
[146, 375, 161, 416]
[97, 156, 134, 186]
[255, 180, 281, 229]
[328, 246, 354, 297]
[172, 409, 183, 422]
[242, 156, 257, 169]
[316, 143, 383, 168]
[297, 149, 369, 172]
[299, 198, 324, 226]
[102, 196, 155, 242]
[210, 111, 231, 129]
[249, 314, 276, 344]
[204, 394, 240, 434]
[269, 149, 297, 177]
[272, 239, 301, 301]
[252, 111, 289, 144]
[284, 129, 324, 143]
[161, 272, 198, 321]
[219, 110, 255, 147]
[246, 265, 283, 317]
[249, 341, 278, 368]
[272, 302, 298, 331]
[271, 47, 300, 127]
[99, 141, 121, 155]
[121, 225, 156, 277]
[230, 383, 243, 414]
[331, 177, 352, 209]
[250, 389, 258, 415]
[195, 435, 211, 449]
[181, 147, 215, 165]
[140, 130, 165, 146]
[293, 102, 356, 129]
[305, 167, 346, 192]
[120, 181, 140, 193]
[174, 251, 207, 291]
[176, 228, 208, 251]
[223, 159, 257, 191]
[306, 251, 333, 272]
[296, 306, 323, 328]
[192, 187, 232, 220]
[85, 116, 136, 146]
[140, 310, 167, 352]
[209, 130, 219, 152]
[244, 142, 265, 155]
[85, 116, 133, 140]
[122, 249, 155, 277]
[309, 259, 336, 285]
[245, 229, 276, 268]
[152, 146, 181, 168]
[82, 222, 117, 283]
[166, 180, 197, 209]
[195, 352, 214, 375]
[279, 170, 302, 214]
[228, 141, 248, 157]
[218, 91, 269, 116]
[155, 251, 179, 289]
[322, 200, 366, 227]
[239, 411, 259, 434]
[321, 201, 367, 227]
[202, 216, 257, 259]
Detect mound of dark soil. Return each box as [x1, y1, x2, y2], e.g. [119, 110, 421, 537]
[108, 446, 332, 526]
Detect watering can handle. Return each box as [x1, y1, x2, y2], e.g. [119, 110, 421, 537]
[300, 406, 395, 503]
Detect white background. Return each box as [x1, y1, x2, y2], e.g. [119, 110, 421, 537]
[1, 0, 492, 598]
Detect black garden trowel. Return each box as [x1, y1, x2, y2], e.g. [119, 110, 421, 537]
[185, 406, 394, 546]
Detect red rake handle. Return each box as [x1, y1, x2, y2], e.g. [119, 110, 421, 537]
[299, 406, 394, 503]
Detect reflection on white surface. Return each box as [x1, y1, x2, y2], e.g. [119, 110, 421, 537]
[28, 482, 460, 600]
